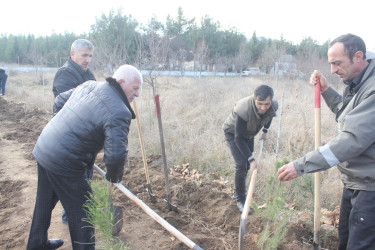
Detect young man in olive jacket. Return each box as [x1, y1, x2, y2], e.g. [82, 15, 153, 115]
[223, 85, 278, 213]
[27, 65, 142, 250]
[278, 34, 375, 249]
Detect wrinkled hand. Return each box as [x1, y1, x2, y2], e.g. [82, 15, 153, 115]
[260, 132, 268, 141]
[310, 70, 329, 93]
[277, 162, 298, 181]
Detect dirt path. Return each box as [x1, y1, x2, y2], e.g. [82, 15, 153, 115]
[0, 96, 338, 249]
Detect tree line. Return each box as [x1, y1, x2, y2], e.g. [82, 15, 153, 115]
[0, 7, 330, 74]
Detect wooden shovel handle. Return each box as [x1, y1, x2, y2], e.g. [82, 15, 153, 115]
[314, 77, 321, 247]
[133, 100, 151, 184]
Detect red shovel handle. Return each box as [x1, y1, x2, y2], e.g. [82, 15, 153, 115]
[314, 78, 321, 108]
[155, 94, 161, 118]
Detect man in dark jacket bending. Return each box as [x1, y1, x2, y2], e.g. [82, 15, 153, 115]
[27, 64, 143, 250]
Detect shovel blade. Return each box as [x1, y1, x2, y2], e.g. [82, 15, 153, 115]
[112, 206, 123, 236]
[164, 198, 178, 213]
[238, 217, 246, 250]
[146, 184, 157, 204]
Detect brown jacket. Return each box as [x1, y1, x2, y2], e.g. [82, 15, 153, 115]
[222, 95, 278, 136]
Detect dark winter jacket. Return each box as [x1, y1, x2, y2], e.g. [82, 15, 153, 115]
[294, 59, 375, 191]
[33, 78, 135, 183]
[52, 57, 96, 97]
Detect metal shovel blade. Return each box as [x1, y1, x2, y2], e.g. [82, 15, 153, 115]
[164, 195, 178, 213]
[112, 205, 123, 236]
[147, 183, 157, 204]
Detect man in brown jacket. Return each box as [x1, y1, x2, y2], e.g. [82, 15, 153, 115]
[223, 85, 278, 213]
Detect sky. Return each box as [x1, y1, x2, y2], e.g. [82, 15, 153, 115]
[2, 0, 375, 51]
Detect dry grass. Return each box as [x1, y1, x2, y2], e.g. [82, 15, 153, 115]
[3, 68, 344, 210]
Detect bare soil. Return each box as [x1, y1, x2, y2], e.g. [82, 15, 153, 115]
[0, 96, 338, 249]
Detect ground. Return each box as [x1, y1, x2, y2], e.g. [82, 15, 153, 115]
[0, 97, 338, 250]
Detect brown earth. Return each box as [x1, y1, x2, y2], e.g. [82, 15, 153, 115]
[0, 96, 338, 250]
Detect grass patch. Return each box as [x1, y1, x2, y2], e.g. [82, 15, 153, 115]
[84, 178, 128, 250]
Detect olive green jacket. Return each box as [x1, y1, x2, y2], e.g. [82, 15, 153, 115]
[222, 95, 278, 136]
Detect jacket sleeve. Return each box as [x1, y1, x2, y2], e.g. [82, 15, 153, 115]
[234, 115, 253, 160]
[321, 87, 343, 115]
[294, 92, 375, 175]
[103, 111, 131, 183]
[53, 69, 80, 97]
[53, 88, 75, 115]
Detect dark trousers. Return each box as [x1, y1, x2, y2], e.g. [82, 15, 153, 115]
[338, 187, 375, 250]
[61, 166, 93, 220]
[224, 132, 254, 202]
[27, 163, 95, 250]
[0, 72, 7, 95]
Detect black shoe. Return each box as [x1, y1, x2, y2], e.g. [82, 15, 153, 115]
[237, 201, 253, 215]
[45, 239, 64, 249]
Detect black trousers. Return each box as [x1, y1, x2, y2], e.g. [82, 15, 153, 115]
[224, 132, 254, 203]
[27, 163, 95, 250]
[338, 187, 375, 250]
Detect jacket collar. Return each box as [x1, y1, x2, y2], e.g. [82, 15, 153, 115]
[106, 77, 136, 119]
[250, 96, 277, 119]
[362, 59, 375, 82]
[66, 57, 88, 75]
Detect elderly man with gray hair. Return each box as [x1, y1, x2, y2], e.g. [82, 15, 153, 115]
[27, 65, 143, 250]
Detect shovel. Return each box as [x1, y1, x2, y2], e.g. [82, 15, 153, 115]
[107, 181, 124, 236]
[238, 139, 263, 250]
[154, 94, 178, 213]
[133, 100, 157, 203]
[313, 77, 321, 249]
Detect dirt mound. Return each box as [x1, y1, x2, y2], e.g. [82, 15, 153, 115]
[0, 97, 338, 249]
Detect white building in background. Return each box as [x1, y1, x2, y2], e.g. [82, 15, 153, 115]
[272, 54, 305, 78]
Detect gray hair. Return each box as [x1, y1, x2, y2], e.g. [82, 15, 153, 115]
[71, 39, 94, 52]
[113, 64, 143, 84]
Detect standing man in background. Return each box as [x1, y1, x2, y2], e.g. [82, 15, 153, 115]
[277, 34, 375, 249]
[52, 38, 96, 224]
[0, 68, 8, 96]
[52, 39, 96, 97]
